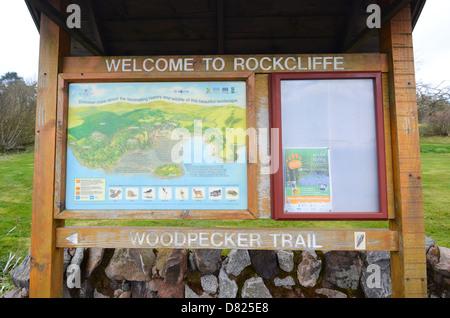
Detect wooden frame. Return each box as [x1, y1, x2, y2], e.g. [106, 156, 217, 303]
[30, 0, 69, 298]
[29, 0, 426, 299]
[379, 0, 427, 298]
[54, 71, 257, 220]
[270, 71, 388, 220]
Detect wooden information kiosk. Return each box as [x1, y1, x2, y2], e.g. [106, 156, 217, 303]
[26, 0, 427, 298]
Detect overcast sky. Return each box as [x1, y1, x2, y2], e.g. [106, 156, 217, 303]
[0, 0, 448, 87]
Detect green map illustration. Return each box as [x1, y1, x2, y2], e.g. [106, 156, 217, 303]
[67, 99, 246, 175]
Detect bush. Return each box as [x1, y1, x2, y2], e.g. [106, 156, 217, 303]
[422, 109, 450, 136]
[417, 82, 450, 123]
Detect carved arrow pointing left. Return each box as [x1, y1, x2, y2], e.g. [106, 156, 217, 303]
[66, 232, 78, 245]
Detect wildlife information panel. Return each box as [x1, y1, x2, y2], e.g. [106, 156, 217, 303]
[65, 81, 248, 210]
[284, 148, 332, 213]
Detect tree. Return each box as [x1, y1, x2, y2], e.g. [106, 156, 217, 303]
[0, 73, 37, 151]
[416, 81, 450, 123]
[416, 81, 450, 136]
[1, 72, 22, 83]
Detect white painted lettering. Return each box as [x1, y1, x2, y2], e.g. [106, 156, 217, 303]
[160, 232, 173, 246]
[297, 57, 308, 70]
[142, 58, 154, 71]
[250, 233, 262, 247]
[284, 57, 297, 71]
[211, 232, 223, 247]
[184, 58, 194, 71]
[234, 57, 245, 71]
[146, 231, 159, 247]
[104, 55, 345, 73]
[132, 59, 142, 72]
[156, 58, 168, 71]
[323, 56, 333, 70]
[174, 232, 187, 246]
[105, 58, 120, 72]
[199, 232, 209, 247]
[130, 232, 146, 246]
[272, 57, 285, 71]
[313, 57, 322, 70]
[188, 232, 198, 246]
[122, 58, 132, 72]
[212, 57, 225, 71]
[307, 234, 314, 248]
[245, 57, 259, 71]
[295, 234, 306, 248]
[334, 56, 344, 70]
[237, 233, 249, 247]
[260, 57, 272, 71]
[224, 232, 237, 247]
[128, 230, 323, 250]
[312, 234, 323, 248]
[169, 58, 182, 71]
[282, 233, 293, 247]
[202, 57, 213, 71]
[270, 233, 281, 247]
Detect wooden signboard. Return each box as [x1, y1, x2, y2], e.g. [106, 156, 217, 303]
[54, 53, 391, 222]
[30, 0, 426, 298]
[58, 227, 398, 251]
[50, 53, 397, 252]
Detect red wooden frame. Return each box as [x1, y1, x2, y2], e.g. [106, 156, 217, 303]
[270, 72, 388, 220]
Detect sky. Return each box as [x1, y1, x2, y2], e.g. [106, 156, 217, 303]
[0, 0, 448, 87]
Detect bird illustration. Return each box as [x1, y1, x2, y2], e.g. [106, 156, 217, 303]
[127, 190, 137, 198]
[356, 233, 365, 247]
[209, 189, 221, 197]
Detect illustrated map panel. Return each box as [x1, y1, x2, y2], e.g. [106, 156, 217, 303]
[65, 82, 247, 210]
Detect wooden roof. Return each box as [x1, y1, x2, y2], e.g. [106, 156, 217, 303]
[26, 0, 426, 56]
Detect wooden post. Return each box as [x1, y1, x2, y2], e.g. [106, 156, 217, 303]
[379, 1, 427, 297]
[30, 0, 70, 298]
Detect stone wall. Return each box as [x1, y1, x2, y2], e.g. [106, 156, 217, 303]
[3, 236, 449, 298]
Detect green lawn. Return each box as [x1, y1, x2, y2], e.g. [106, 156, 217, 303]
[0, 148, 34, 294]
[419, 136, 450, 246]
[0, 137, 448, 279]
[0, 149, 33, 257]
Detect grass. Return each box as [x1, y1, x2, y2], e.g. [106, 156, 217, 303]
[0, 148, 33, 258]
[0, 137, 449, 294]
[419, 136, 450, 246]
[0, 148, 34, 296]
